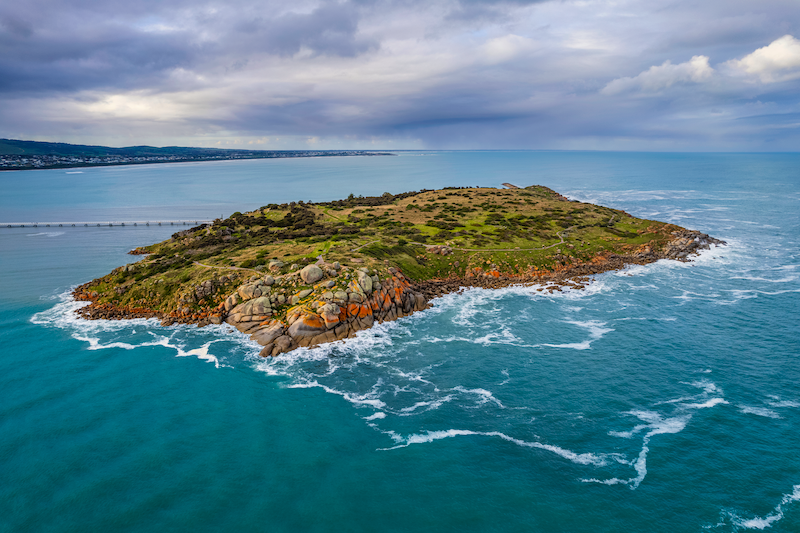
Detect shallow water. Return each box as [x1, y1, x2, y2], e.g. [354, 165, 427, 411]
[1, 152, 798, 532]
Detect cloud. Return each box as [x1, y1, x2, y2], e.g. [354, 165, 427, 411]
[725, 34, 800, 83]
[1, 0, 800, 151]
[0, 0, 377, 96]
[480, 34, 537, 63]
[246, 2, 378, 58]
[601, 55, 714, 95]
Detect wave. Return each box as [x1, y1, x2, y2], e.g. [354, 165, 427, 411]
[588, 379, 728, 489]
[451, 386, 507, 408]
[26, 231, 65, 237]
[730, 274, 798, 284]
[29, 247, 774, 500]
[541, 319, 612, 350]
[713, 485, 800, 530]
[421, 328, 527, 348]
[29, 291, 248, 368]
[287, 380, 388, 409]
[398, 397, 454, 414]
[738, 406, 782, 419]
[767, 397, 800, 409]
[682, 398, 728, 409]
[689, 379, 721, 394]
[380, 429, 611, 466]
[34, 288, 782, 498]
[271, 332, 734, 490]
[586, 410, 690, 489]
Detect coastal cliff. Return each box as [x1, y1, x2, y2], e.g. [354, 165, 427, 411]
[73, 185, 724, 355]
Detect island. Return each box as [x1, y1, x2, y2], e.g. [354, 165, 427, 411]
[73, 185, 724, 356]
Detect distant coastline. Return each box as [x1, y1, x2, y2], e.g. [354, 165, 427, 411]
[0, 138, 394, 172]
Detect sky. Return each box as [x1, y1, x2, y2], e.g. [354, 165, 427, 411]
[1, 0, 799, 151]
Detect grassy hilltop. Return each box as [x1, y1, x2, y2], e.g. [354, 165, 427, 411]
[76, 185, 688, 324]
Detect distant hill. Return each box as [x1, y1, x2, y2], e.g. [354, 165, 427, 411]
[0, 138, 280, 157]
[0, 139, 393, 171]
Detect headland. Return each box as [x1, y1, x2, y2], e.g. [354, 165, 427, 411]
[0, 138, 392, 171]
[73, 185, 724, 356]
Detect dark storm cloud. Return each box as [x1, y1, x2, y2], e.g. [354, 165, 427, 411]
[237, 2, 376, 57]
[1, 0, 799, 150]
[0, 23, 199, 93]
[0, 0, 376, 95]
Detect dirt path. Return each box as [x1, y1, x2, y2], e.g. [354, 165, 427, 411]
[351, 240, 380, 252]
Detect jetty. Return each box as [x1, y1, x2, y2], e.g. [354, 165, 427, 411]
[2, 220, 214, 228]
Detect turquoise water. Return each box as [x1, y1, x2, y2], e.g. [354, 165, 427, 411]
[1, 152, 798, 532]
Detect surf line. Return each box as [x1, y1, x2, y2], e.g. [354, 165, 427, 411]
[378, 429, 610, 467]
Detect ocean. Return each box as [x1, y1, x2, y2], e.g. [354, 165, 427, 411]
[1, 151, 798, 532]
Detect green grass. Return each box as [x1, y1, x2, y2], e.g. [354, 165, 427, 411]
[82, 186, 681, 315]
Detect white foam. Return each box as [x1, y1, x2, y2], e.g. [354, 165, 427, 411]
[608, 424, 649, 439]
[26, 231, 65, 237]
[738, 406, 782, 419]
[452, 386, 506, 408]
[587, 410, 691, 489]
[688, 379, 721, 395]
[684, 398, 728, 409]
[542, 320, 612, 350]
[472, 328, 524, 346]
[726, 485, 800, 530]
[391, 367, 435, 386]
[615, 316, 677, 322]
[381, 429, 609, 466]
[426, 279, 610, 317]
[398, 396, 454, 414]
[364, 412, 387, 420]
[287, 380, 387, 409]
[731, 274, 798, 283]
[72, 331, 225, 367]
[30, 291, 239, 367]
[390, 429, 476, 447]
[725, 288, 800, 300]
[593, 377, 733, 489]
[542, 340, 593, 350]
[768, 399, 800, 408]
[173, 341, 222, 367]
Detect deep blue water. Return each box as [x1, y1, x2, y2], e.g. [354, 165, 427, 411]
[1, 152, 798, 532]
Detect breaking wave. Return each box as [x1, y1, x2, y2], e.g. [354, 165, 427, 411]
[29, 291, 254, 368]
[710, 485, 800, 531]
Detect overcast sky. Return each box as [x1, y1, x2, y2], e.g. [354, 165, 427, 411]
[1, 0, 799, 150]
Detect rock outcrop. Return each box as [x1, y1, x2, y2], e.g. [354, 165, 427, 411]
[217, 263, 428, 357]
[299, 265, 324, 284]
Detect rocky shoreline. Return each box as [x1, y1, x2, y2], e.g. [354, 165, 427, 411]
[73, 229, 724, 357]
